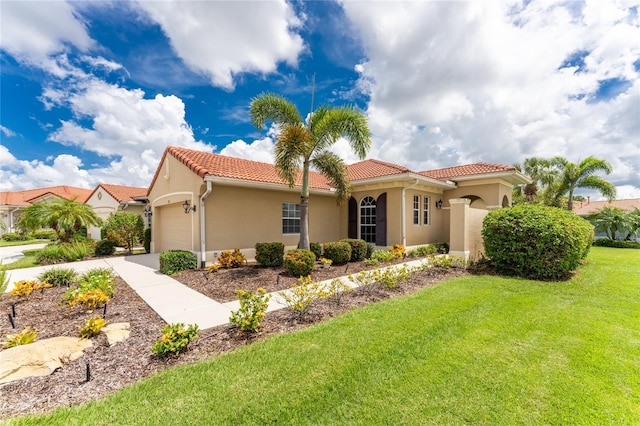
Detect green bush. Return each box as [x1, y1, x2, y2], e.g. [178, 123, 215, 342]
[370, 250, 395, 263]
[592, 238, 640, 249]
[36, 242, 90, 264]
[365, 243, 375, 259]
[434, 242, 449, 254]
[2, 232, 26, 242]
[407, 245, 437, 257]
[0, 263, 9, 294]
[255, 242, 284, 267]
[143, 227, 151, 253]
[79, 317, 108, 339]
[340, 239, 367, 261]
[218, 249, 246, 268]
[284, 249, 316, 277]
[63, 267, 116, 305]
[482, 204, 594, 280]
[159, 250, 197, 275]
[29, 229, 57, 240]
[100, 227, 108, 241]
[152, 323, 199, 358]
[95, 239, 116, 256]
[229, 288, 271, 332]
[309, 242, 323, 259]
[322, 241, 352, 264]
[37, 267, 77, 287]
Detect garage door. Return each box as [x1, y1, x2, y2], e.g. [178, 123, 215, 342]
[156, 202, 192, 252]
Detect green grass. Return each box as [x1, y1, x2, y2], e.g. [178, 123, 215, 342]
[9, 247, 640, 425]
[0, 239, 49, 248]
[0, 249, 42, 271]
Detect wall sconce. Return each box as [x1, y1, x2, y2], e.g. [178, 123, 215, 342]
[182, 200, 196, 214]
[143, 206, 152, 217]
[435, 199, 443, 209]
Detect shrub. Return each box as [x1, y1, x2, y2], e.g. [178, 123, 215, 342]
[218, 248, 246, 268]
[0, 263, 9, 294]
[482, 204, 594, 280]
[592, 238, 640, 249]
[79, 317, 108, 339]
[29, 229, 57, 240]
[407, 245, 437, 257]
[278, 276, 327, 317]
[340, 239, 368, 261]
[152, 323, 199, 358]
[365, 243, 375, 259]
[373, 264, 413, 289]
[143, 227, 151, 253]
[37, 267, 77, 287]
[95, 239, 116, 256]
[325, 278, 352, 305]
[63, 268, 115, 306]
[229, 288, 271, 332]
[390, 244, 405, 259]
[159, 250, 197, 275]
[322, 241, 352, 264]
[370, 250, 395, 263]
[4, 327, 38, 348]
[255, 242, 284, 267]
[36, 242, 90, 264]
[103, 212, 143, 253]
[2, 232, 26, 242]
[434, 242, 449, 254]
[100, 227, 107, 241]
[310, 242, 323, 259]
[10, 280, 51, 297]
[284, 249, 316, 277]
[68, 289, 110, 311]
[430, 255, 454, 269]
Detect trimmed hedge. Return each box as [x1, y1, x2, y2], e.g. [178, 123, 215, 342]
[2, 232, 26, 242]
[255, 242, 285, 267]
[482, 204, 594, 280]
[309, 242, 323, 260]
[284, 249, 316, 277]
[340, 239, 367, 261]
[29, 229, 57, 240]
[143, 227, 151, 254]
[322, 241, 352, 264]
[592, 238, 640, 249]
[159, 250, 197, 275]
[95, 239, 116, 256]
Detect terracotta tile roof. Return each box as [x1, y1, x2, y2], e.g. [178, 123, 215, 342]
[419, 162, 517, 181]
[160, 146, 332, 190]
[93, 184, 147, 203]
[573, 198, 640, 216]
[0, 186, 92, 206]
[346, 159, 412, 181]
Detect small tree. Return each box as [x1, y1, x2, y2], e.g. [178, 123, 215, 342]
[104, 212, 144, 254]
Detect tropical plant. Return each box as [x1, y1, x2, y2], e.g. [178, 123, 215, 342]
[16, 197, 101, 243]
[103, 212, 144, 254]
[249, 92, 371, 250]
[624, 208, 640, 240]
[551, 156, 616, 211]
[513, 157, 560, 203]
[587, 207, 631, 240]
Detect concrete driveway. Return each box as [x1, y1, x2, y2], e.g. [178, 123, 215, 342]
[0, 243, 48, 264]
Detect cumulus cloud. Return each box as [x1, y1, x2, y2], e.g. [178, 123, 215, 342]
[341, 0, 640, 196]
[219, 138, 275, 163]
[134, 0, 305, 90]
[0, 126, 16, 138]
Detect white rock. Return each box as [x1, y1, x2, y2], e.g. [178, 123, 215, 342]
[101, 322, 130, 346]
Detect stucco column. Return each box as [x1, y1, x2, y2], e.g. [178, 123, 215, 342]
[449, 198, 471, 260]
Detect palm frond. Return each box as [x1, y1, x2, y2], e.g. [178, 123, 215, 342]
[311, 106, 371, 159]
[275, 125, 311, 187]
[249, 92, 303, 130]
[312, 151, 351, 204]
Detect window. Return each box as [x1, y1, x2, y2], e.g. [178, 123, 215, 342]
[413, 195, 420, 225]
[360, 196, 376, 243]
[282, 203, 300, 234]
[423, 196, 430, 226]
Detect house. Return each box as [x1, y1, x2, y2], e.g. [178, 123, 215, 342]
[573, 197, 640, 240]
[147, 146, 530, 266]
[0, 186, 92, 235]
[84, 184, 149, 240]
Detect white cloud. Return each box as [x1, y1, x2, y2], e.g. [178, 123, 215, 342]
[341, 0, 640, 197]
[219, 138, 275, 163]
[0, 126, 16, 137]
[134, 0, 305, 90]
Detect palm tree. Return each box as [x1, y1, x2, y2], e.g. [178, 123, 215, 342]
[249, 92, 371, 250]
[513, 157, 560, 202]
[552, 156, 616, 211]
[17, 197, 101, 243]
[588, 206, 630, 240]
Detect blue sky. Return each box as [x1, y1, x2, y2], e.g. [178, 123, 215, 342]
[1, 0, 639, 199]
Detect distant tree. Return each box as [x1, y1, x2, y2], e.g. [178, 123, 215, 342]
[249, 92, 371, 250]
[624, 208, 640, 241]
[551, 156, 616, 211]
[17, 198, 101, 243]
[588, 207, 631, 240]
[104, 212, 144, 254]
[513, 157, 560, 203]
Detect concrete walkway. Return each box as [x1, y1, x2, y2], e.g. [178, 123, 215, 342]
[0, 243, 48, 263]
[3, 253, 430, 330]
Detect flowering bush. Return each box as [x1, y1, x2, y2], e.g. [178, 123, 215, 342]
[4, 327, 38, 348]
[322, 241, 352, 264]
[390, 244, 405, 259]
[278, 276, 327, 317]
[340, 239, 367, 261]
[218, 248, 246, 268]
[229, 288, 271, 332]
[255, 242, 284, 267]
[152, 323, 199, 358]
[10, 280, 51, 297]
[284, 249, 316, 277]
[79, 317, 108, 339]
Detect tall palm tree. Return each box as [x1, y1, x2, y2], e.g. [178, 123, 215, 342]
[17, 197, 101, 243]
[249, 92, 371, 250]
[552, 156, 616, 211]
[513, 157, 560, 202]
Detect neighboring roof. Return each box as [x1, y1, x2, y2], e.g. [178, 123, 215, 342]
[347, 159, 412, 181]
[573, 198, 640, 216]
[0, 185, 92, 207]
[89, 183, 148, 203]
[419, 162, 518, 181]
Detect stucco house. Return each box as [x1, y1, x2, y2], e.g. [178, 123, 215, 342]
[84, 184, 149, 240]
[0, 186, 92, 236]
[147, 146, 530, 266]
[573, 197, 640, 241]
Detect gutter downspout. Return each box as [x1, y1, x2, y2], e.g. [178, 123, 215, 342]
[401, 179, 419, 247]
[199, 181, 213, 268]
[9, 208, 20, 232]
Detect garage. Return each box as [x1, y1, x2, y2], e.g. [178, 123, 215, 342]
[155, 202, 193, 252]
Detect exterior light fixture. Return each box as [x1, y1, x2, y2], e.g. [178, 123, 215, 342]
[143, 206, 152, 217]
[183, 200, 196, 214]
[435, 199, 443, 209]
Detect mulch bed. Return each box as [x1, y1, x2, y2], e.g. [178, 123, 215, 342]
[0, 259, 467, 420]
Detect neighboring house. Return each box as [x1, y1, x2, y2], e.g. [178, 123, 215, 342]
[84, 184, 149, 240]
[0, 186, 92, 236]
[147, 146, 530, 266]
[573, 197, 640, 240]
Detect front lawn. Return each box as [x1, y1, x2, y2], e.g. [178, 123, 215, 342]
[9, 247, 640, 425]
[0, 239, 50, 248]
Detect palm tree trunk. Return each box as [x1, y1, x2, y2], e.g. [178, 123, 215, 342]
[298, 160, 311, 250]
[567, 188, 574, 211]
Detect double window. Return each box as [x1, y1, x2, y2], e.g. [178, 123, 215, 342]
[413, 195, 420, 225]
[282, 203, 300, 234]
[412, 195, 431, 226]
[423, 196, 430, 225]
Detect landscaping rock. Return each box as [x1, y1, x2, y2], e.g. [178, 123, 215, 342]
[0, 336, 92, 384]
[102, 322, 130, 346]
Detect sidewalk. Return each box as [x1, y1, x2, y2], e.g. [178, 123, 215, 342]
[4, 254, 430, 330]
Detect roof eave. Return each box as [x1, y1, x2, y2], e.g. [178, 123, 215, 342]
[448, 171, 532, 185]
[351, 172, 456, 189]
[204, 175, 335, 196]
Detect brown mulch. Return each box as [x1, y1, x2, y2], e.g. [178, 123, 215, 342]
[0, 259, 466, 420]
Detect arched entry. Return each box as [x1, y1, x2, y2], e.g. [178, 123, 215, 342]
[461, 195, 487, 209]
[502, 195, 510, 207]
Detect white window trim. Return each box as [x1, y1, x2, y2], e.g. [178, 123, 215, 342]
[282, 202, 300, 235]
[413, 195, 420, 226]
[423, 196, 430, 226]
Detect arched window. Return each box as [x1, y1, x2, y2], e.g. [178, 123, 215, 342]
[360, 196, 376, 243]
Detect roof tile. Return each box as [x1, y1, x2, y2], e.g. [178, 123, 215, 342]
[0, 186, 92, 206]
[419, 162, 517, 181]
[96, 184, 147, 203]
[573, 198, 640, 215]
